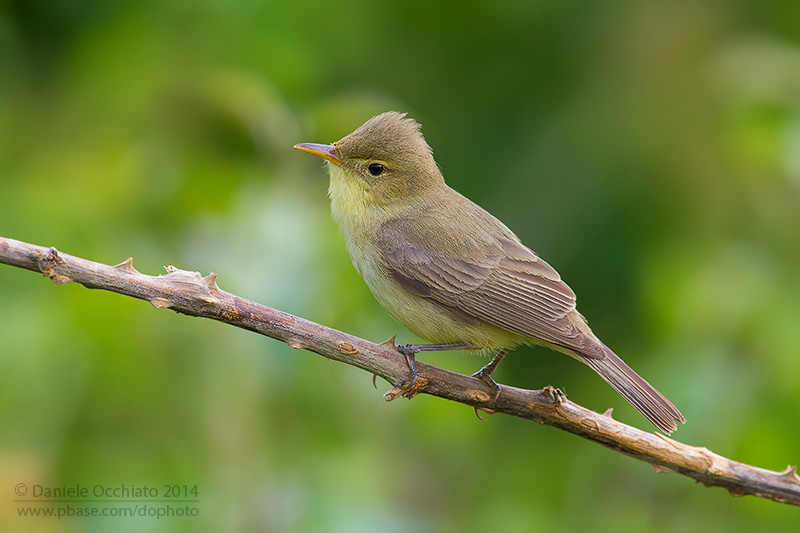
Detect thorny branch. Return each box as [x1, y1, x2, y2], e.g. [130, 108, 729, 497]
[1, 236, 799, 506]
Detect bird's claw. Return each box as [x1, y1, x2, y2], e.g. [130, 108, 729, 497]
[394, 343, 417, 356]
[384, 376, 428, 401]
[471, 367, 502, 404]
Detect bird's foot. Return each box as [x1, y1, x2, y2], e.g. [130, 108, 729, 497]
[470, 348, 510, 405]
[385, 343, 424, 400]
[384, 341, 479, 400]
[471, 365, 501, 404]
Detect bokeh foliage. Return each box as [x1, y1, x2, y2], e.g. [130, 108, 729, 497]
[1, 1, 799, 531]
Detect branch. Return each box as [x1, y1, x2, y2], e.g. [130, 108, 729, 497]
[2, 236, 798, 506]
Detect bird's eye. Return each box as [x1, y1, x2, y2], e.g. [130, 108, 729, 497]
[367, 163, 386, 176]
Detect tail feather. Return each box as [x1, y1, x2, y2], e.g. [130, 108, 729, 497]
[581, 343, 685, 434]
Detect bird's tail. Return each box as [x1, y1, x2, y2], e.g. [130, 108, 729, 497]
[581, 343, 685, 434]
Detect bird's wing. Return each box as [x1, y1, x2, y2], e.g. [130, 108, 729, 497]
[377, 219, 604, 357]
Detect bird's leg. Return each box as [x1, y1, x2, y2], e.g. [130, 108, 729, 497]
[393, 344, 421, 392]
[394, 342, 474, 397]
[471, 348, 510, 403]
[396, 342, 473, 354]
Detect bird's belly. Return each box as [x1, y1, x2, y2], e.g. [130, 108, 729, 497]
[348, 237, 521, 349]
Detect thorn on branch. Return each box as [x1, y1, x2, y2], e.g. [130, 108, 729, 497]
[779, 465, 800, 482]
[474, 407, 493, 421]
[114, 257, 139, 274]
[202, 272, 219, 291]
[379, 335, 397, 348]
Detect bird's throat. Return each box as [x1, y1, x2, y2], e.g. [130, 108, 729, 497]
[327, 164, 379, 240]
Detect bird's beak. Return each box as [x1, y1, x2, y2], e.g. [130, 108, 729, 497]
[294, 143, 341, 164]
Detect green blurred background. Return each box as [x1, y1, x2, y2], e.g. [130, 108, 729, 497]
[1, 1, 799, 531]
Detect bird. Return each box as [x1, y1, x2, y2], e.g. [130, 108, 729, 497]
[295, 111, 685, 433]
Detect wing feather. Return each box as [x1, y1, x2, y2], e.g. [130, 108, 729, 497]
[377, 221, 597, 355]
